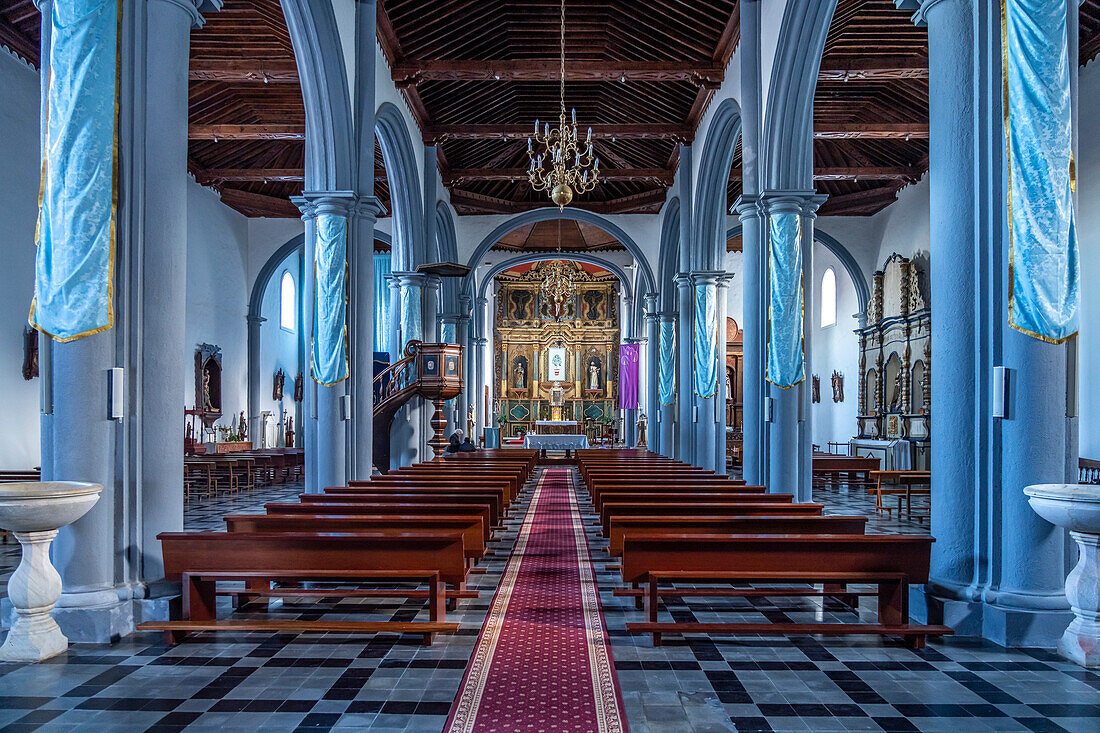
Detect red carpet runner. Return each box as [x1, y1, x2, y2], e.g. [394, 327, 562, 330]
[445, 468, 628, 733]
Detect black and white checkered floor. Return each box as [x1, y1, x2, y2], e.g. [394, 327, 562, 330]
[0, 471, 1096, 732]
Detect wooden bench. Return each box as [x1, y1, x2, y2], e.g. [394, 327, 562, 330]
[348, 476, 518, 503]
[369, 470, 524, 501]
[813, 455, 881, 488]
[599, 500, 817, 534]
[138, 531, 469, 644]
[224, 513, 489, 561]
[589, 485, 767, 511]
[305, 491, 504, 527]
[264, 501, 495, 541]
[869, 471, 931, 520]
[620, 533, 950, 647]
[605, 514, 869, 557]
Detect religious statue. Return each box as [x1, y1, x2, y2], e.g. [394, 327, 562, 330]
[202, 371, 214, 411]
[467, 406, 475, 440]
[513, 357, 527, 389]
[831, 371, 844, 403]
[889, 370, 904, 412]
[285, 415, 295, 448]
[811, 375, 821, 404]
[21, 326, 38, 381]
[294, 374, 304, 402]
[587, 358, 601, 390]
[636, 414, 648, 448]
[272, 369, 285, 401]
[238, 411, 247, 440]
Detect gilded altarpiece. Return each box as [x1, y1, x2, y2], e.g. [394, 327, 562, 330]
[856, 253, 931, 468]
[493, 262, 619, 438]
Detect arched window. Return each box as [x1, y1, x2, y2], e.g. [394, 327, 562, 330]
[820, 267, 837, 328]
[279, 271, 296, 331]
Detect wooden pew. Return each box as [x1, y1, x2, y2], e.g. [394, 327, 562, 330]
[599, 499, 816, 535]
[350, 475, 520, 503]
[605, 514, 868, 558]
[588, 484, 766, 510]
[812, 455, 881, 488]
[620, 533, 950, 647]
[366, 469, 524, 501]
[264, 501, 495, 541]
[137, 531, 469, 644]
[224, 514, 489, 561]
[305, 491, 504, 527]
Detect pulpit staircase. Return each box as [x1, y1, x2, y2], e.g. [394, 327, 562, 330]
[373, 340, 465, 474]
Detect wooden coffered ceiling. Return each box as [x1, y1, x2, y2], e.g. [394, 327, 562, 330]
[4, 1, 1100, 219]
[379, 0, 740, 216]
[491, 219, 625, 253]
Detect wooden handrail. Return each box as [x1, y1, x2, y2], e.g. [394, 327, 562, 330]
[374, 340, 421, 416]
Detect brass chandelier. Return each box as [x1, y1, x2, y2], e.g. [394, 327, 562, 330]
[540, 260, 576, 318]
[527, 0, 599, 210]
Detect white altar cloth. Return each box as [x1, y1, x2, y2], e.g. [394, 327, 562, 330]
[534, 420, 579, 427]
[524, 434, 590, 450]
[850, 439, 911, 471]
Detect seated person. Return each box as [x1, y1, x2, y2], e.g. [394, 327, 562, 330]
[458, 436, 477, 452]
[445, 431, 463, 454]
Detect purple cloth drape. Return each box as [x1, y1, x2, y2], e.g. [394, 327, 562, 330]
[618, 343, 640, 409]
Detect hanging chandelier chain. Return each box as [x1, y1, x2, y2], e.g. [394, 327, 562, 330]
[559, 0, 566, 120]
[526, 0, 599, 209]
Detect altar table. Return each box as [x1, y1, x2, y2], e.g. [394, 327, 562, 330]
[523, 434, 590, 451]
[533, 420, 581, 436]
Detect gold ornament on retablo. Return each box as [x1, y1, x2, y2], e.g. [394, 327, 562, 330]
[552, 183, 573, 209]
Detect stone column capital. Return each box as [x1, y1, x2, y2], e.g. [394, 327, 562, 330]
[150, 0, 220, 29]
[657, 311, 678, 324]
[760, 190, 828, 218]
[690, 270, 732, 288]
[246, 314, 267, 326]
[291, 191, 357, 220]
[474, 296, 489, 308]
[673, 272, 693, 289]
[732, 194, 763, 218]
[472, 337, 488, 346]
[351, 195, 384, 222]
[642, 291, 659, 314]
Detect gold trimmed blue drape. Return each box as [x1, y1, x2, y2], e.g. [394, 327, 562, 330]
[400, 284, 422, 345]
[766, 212, 805, 388]
[658, 320, 676, 406]
[31, 0, 120, 342]
[693, 284, 718, 399]
[1002, 0, 1079, 343]
[312, 214, 349, 386]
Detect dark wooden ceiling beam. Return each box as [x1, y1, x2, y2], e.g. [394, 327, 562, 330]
[449, 186, 667, 215]
[188, 58, 299, 83]
[391, 59, 725, 87]
[730, 165, 919, 182]
[818, 186, 901, 215]
[189, 124, 305, 140]
[0, 14, 39, 66]
[430, 123, 692, 141]
[445, 167, 674, 184]
[817, 56, 928, 81]
[217, 187, 303, 218]
[813, 123, 929, 139]
[197, 168, 305, 182]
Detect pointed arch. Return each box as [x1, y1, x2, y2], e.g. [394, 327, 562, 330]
[692, 98, 743, 271]
[658, 196, 681, 312]
[375, 102, 425, 271]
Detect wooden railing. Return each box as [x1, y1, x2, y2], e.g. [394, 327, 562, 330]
[373, 340, 421, 417]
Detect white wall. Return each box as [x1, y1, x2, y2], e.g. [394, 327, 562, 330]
[0, 52, 41, 469]
[810, 245, 860, 449]
[1077, 61, 1100, 459]
[257, 247, 302, 445]
[185, 181, 250, 428]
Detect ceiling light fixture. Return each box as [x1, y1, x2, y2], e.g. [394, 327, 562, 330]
[527, 0, 599, 210]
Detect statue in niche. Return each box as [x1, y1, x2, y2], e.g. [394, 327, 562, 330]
[811, 375, 821, 404]
[511, 290, 532, 320]
[512, 356, 528, 389]
[831, 371, 844, 403]
[202, 371, 214, 411]
[285, 415, 295, 448]
[272, 369, 286, 401]
[294, 374, 304, 402]
[238, 411, 247, 441]
[587, 357, 601, 391]
[889, 370, 904, 412]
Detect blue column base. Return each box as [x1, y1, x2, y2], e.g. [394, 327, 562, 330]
[982, 591, 1073, 649]
[909, 584, 985, 638]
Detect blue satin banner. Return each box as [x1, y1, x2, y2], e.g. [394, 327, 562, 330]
[693, 284, 718, 399]
[441, 322, 456, 409]
[658, 320, 676, 406]
[1003, 0, 1079, 343]
[767, 212, 805, 388]
[31, 0, 119, 342]
[312, 214, 348, 386]
[401, 284, 422, 344]
[373, 253, 392, 353]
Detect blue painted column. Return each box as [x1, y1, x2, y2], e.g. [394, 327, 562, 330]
[293, 192, 355, 490]
[714, 273, 733, 475]
[457, 293, 473, 437]
[737, 196, 766, 485]
[472, 334, 488, 443]
[676, 143, 695, 463]
[761, 192, 823, 501]
[905, 0, 984, 632]
[691, 271, 730, 474]
[658, 313, 678, 457]
[643, 293, 659, 450]
[975, 0, 1072, 647]
[349, 0, 381, 478]
[675, 273, 695, 463]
